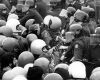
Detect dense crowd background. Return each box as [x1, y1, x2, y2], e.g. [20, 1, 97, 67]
[0, 0, 100, 80]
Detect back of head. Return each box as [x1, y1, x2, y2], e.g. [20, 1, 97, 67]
[27, 66, 43, 80]
[2, 37, 19, 52]
[54, 67, 70, 80]
[18, 51, 34, 67]
[54, 63, 69, 71]
[1, 52, 14, 69]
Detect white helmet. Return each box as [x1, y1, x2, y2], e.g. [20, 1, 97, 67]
[2, 67, 26, 80]
[68, 61, 86, 79]
[6, 19, 20, 33]
[2, 70, 13, 80]
[7, 13, 19, 21]
[43, 15, 53, 26]
[44, 15, 62, 30]
[12, 67, 27, 77]
[34, 57, 50, 73]
[91, 67, 100, 74]
[30, 39, 46, 55]
[50, 16, 62, 30]
[12, 75, 27, 80]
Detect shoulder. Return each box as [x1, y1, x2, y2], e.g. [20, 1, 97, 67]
[74, 40, 84, 49]
[74, 37, 89, 48]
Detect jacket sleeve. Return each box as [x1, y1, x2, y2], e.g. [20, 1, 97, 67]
[20, 9, 43, 26]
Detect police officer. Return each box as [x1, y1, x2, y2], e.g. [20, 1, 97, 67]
[71, 27, 100, 78]
[89, 27, 100, 66]
[41, 15, 62, 47]
[73, 9, 90, 36]
[61, 23, 88, 63]
[81, 6, 97, 34]
[69, 23, 89, 38]
[70, 34, 90, 77]
[58, 31, 75, 63]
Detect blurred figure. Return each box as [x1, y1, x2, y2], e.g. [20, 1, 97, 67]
[41, 15, 62, 47]
[81, 6, 97, 34]
[95, 0, 100, 23]
[0, 4, 9, 21]
[35, 0, 48, 19]
[27, 66, 43, 80]
[20, 0, 43, 26]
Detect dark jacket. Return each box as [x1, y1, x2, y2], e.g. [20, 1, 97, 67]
[35, 1, 48, 19]
[72, 36, 90, 61]
[20, 8, 43, 26]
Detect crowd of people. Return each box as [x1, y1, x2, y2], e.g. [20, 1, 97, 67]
[0, 0, 100, 80]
